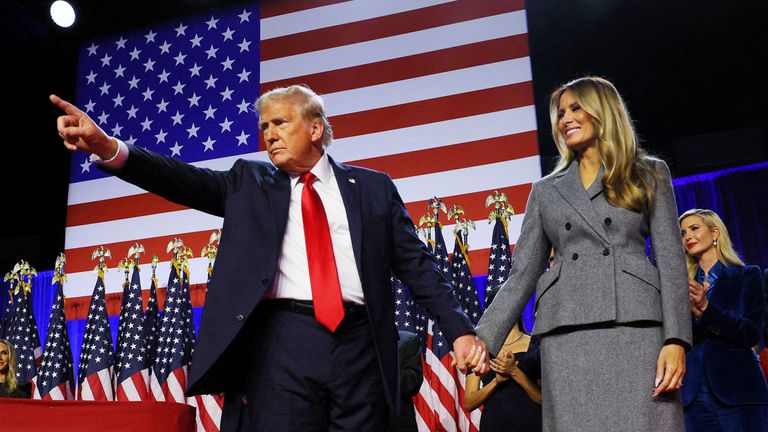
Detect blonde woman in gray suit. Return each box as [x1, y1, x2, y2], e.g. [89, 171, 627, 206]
[474, 76, 691, 431]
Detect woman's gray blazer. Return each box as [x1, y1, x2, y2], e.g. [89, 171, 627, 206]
[476, 158, 692, 354]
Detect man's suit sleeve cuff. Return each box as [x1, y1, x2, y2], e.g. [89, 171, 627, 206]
[90, 138, 129, 169]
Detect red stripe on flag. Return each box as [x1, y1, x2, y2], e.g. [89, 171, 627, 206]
[349, 132, 539, 180]
[261, 0, 525, 59]
[117, 370, 149, 401]
[64, 230, 215, 274]
[193, 395, 219, 432]
[331, 83, 535, 140]
[67, 193, 187, 227]
[260, 0, 351, 19]
[81, 372, 111, 401]
[261, 34, 530, 98]
[404, 184, 533, 227]
[413, 390, 439, 432]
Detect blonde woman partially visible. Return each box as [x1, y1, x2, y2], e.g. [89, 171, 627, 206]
[0, 339, 27, 398]
[678, 209, 768, 431]
[678, 209, 743, 280]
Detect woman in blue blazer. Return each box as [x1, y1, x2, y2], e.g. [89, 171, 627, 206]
[679, 208, 768, 431]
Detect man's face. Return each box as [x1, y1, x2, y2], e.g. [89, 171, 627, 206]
[259, 99, 324, 175]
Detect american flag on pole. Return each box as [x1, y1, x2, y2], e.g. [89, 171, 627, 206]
[393, 275, 416, 333]
[412, 213, 480, 431]
[143, 261, 160, 373]
[486, 216, 512, 295]
[115, 265, 150, 401]
[149, 260, 193, 402]
[8, 269, 42, 389]
[113, 264, 132, 383]
[149, 253, 223, 431]
[450, 234, 482, 326]
[77, 269, 115, 400]
[35, 273, 75, 400]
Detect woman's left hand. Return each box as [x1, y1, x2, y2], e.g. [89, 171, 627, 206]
[688, 279, 709, 318]
[653, 343, 685, 396]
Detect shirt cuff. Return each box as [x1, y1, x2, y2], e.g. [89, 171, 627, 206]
[89, 138, 128, 169]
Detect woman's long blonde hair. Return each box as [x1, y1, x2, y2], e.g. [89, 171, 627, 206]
[549, 76, 660, 213]
[0, 339, 19, 393]
[678, 208, 744, 278]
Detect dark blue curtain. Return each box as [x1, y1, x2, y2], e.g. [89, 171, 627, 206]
[673, 161, 768, 271]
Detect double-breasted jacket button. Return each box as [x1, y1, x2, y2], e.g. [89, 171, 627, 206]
[565, 222, 572, 230]
[572, 253, 579, 261]
[604, 217, 612, 226]
[603, 248, 610, 256]
[235, 314, 245, 322]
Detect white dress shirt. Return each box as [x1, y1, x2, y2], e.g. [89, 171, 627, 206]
[263, 152, 365, 304]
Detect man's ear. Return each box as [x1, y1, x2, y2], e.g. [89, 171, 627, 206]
[310, 118, 324, 142]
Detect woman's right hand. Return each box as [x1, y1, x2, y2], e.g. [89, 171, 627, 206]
[490, 352, 517, 382]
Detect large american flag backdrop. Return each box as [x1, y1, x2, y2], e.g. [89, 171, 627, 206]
[61, 0, 540, 429]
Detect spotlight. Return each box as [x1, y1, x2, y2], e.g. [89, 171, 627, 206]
[50, 1, 76, 28]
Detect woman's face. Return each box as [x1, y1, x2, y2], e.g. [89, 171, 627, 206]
[0, 342, 9, 374]
[680, 215, 718, 258]
[557, 89, 598, 152]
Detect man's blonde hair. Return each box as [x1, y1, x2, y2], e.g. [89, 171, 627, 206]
[256, 85, 333, 147]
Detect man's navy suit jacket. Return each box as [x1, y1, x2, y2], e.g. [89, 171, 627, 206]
[112, 145, 474, 407]
[682, 263, 768, 406]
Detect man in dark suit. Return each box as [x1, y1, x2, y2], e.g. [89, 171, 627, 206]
[51, 86, 488, 431]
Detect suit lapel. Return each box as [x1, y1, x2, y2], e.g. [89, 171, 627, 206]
[330, 156, 364, 278]
[266, 167, 292, 240]
[554, 161, 609, 242]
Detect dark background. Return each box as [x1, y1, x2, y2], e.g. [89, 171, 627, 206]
[2, 0, 767, 273]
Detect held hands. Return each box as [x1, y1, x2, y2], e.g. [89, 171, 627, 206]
[653, 343, 685, 397]
[688, 279, 709, 319]
[452, 334, 489, 376]
[50, 94, 118, 159]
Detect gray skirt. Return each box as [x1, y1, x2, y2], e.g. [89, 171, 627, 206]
[540, 324, 684, 432]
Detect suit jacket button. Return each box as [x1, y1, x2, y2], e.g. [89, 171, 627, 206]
[236, 314, 245, 322]
[604, 217, 612, 225]
[603, 248, 610, 256]
[261, 278, 270, 286]
[565, 222, 572, 230]
[572, 253, 579, 260]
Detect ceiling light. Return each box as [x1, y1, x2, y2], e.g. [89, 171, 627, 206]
[50, 1, 76, 28]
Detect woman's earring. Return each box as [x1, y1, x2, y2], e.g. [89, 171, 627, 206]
[713, 239, 718, 246]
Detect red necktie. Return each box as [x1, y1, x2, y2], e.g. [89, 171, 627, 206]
[300, 172, 345, 331]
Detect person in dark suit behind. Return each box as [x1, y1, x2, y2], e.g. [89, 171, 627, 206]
[50, 85, 489, 431]
[0, 339, 30, 398]
[679, 209, 768, 431]
[389, 331, 423, 432]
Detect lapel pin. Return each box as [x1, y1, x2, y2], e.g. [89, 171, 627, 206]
[348, 178, 356, 184]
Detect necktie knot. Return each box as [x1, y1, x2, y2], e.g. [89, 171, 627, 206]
[299, 172, 317, 185]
